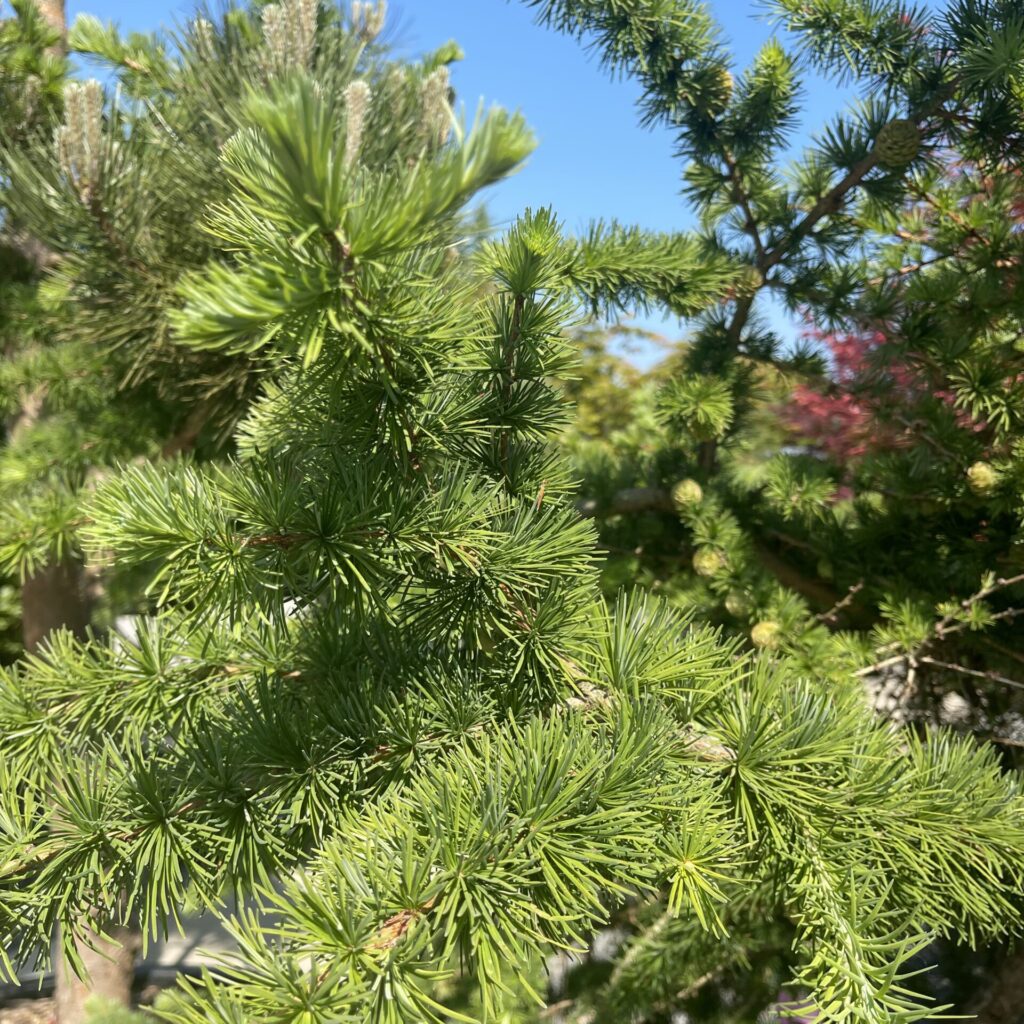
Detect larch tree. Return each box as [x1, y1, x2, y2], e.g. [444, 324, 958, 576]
[0, 0, 466, 1018]
[534, 0, 1024, 1015]
[2, 1, 1024, 1024]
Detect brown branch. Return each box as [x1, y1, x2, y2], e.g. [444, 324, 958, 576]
[761, 150, 882, 275]
[538, 999, 574, 1019]
[696, 151, 884, 475]
[562, 676, 733, 763]
[990, 734, 1024, 750]
[241, 532, 303, 549]
[367, 897, 437, 950]
[815, 581, 865, 626]
[916, 656, 1024, 692]
[725, 157, 766, 264]
[498, 293, 525, 485]
[893, 413, 960, 461]
[858, 575, 1024, 684]
[980, 635, 1024, 669]
[2, 229, 59, 272]
[752, 542, 842, 611]
[867, 251, 951, 287]
[160, 403, 213, 459]
[934, 574, 1024, 638]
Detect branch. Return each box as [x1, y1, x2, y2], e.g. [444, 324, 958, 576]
[577, 486, 674, 518]
[760, 150, 882, 275]
[815, 581, 864, 626]
[916, 656, 1024, 692]
[934, 574, 1024, 640]
[725, 157, 766, 264]
[752, 541, 842, 611]
[857, 575, 1024, 687]
[867, 251, 951, 287]
[498, 293, 525, 485]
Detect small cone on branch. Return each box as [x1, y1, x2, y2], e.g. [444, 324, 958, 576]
[873, 118, 921, 170]
[693, 547, 728, 577]
[672, 478, 704, 510]
[967, 460, 1000, 496]
[734, 265, 764, 296]
[750, 620, 782, 649]
[724, 590, 752, 618]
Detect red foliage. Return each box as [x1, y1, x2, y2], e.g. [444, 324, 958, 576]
[782, 328, 899, 462]
[782, 326, 986, 466]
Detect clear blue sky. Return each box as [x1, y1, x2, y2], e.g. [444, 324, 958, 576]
[66, 0, 887, 357]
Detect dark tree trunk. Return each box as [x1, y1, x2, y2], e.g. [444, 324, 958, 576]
[968, 946, 1024, 1024]
[21, 559, 90, 652]
[23, 561, 138, 1024]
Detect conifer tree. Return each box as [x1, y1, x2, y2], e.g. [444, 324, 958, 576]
[2, 4, 1024, 1024]
[531, 0, 1024, 1013]
[0, 0, 68, 658]
[0, 0, 468, 1016]
[542, 3, 1024, 732]
[1, 0, 95, 675]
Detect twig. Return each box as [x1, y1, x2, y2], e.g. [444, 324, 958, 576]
[867, 251, 950, 286]
[916, 656, 1024, 692]
[934, 574, 1024, 639]
[854, 654, 909, 678]
[816, 581, 864, 625]
[857, 575, 1024, 686]
[893, 414, 960, 460]
[980, 635, 1024, 668]
[539, 999, 575, 1019]
[725, 156, 766, 264]
[498, 293, 526, 485]
[671, 967, 726, 1004]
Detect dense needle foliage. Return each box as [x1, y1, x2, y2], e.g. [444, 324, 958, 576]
[1, 1, 1023, 1023]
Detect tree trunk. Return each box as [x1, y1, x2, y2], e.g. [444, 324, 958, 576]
[23, 562, 139, 1024]
[32, 0, 66, 54]
[968, 945, 1024, 1024]
[19, 7, 139, 1017]
[21, 559, 90, 653]
[53, 926, 138, 1024]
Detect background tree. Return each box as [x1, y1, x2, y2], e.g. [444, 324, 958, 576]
[533, 0, 1024, 684]
[0, 0, 68, 660]
[529, 0, 1024, 1016]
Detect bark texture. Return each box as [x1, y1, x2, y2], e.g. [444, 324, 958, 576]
[21, 558, 90, 653]
[53, 926, 138, 1024]
[32, 0, 66, 54]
